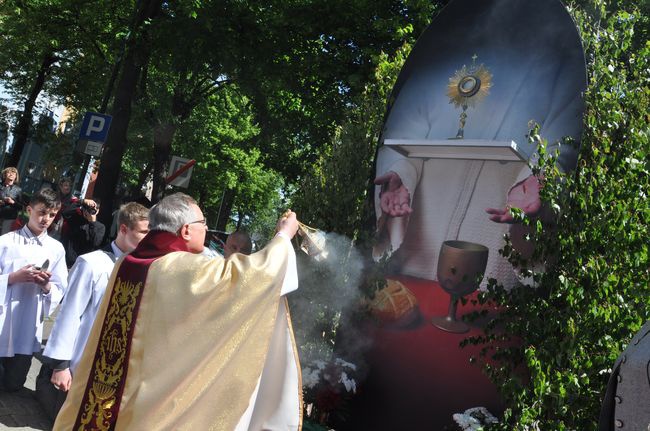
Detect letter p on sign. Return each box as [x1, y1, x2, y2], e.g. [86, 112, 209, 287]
[79, 112, 112, 143]
[86, 116, 105, 136]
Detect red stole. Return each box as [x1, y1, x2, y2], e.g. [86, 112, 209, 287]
[73, 231, 188, 431]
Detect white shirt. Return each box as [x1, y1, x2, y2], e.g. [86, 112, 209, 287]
[43, 242, 123, 372]
[0, 225, 67, 356]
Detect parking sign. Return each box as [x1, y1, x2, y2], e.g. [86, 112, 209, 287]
[79, 112, 112, 143]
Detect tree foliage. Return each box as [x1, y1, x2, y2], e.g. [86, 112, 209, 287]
[83, 0, 438, 224]
[170, 88, 286, 241]
[231, 0, 437, 181]
[0, 0, 133, 167]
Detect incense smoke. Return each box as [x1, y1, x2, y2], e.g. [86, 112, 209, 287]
[288, 231, 373, 374]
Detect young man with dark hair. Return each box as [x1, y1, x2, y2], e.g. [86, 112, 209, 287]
[0, 188, 67, 391]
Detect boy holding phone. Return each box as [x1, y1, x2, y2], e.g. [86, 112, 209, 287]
[0, 188, 67, 391]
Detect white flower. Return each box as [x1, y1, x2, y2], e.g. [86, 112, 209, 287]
[302, 367, 322, 389]
[339, 371, 357, 393]
[334, 357, 357, 371]
[302, 358, 358, 393]
[453, 407, 498, 430]
[452, 412, 483, 430]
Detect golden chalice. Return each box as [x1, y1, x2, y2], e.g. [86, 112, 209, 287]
[431, 240, 488, 333]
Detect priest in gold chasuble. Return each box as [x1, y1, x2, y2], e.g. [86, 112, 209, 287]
[54, 193, 302, 431]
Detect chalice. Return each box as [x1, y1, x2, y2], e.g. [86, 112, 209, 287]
[431, 240, 488, 333]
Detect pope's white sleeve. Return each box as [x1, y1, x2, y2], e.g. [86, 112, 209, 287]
[373, 146, 423, 259]
[43, 258, 93, 362]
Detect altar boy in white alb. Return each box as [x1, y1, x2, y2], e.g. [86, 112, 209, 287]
[0, 188, 67, 391]
[44, 202, 149, 392]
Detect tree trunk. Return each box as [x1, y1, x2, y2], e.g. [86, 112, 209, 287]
[93, 0, 163, 226]
[93, 45, 142, 224]
[8, 52, 56, 168]
[74, 52, 125, 192]
[126, 161, 151, 198]
[149, 81, 201, 203]
[216, 188, 236, 232]
[151, 122, 178, 203]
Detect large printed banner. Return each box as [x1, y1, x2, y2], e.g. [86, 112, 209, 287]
[354, 0, 587, 428]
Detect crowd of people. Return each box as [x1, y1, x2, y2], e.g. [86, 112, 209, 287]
[0, 174, 294, 429]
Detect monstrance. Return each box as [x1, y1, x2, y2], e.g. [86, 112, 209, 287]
[447, 54, 492, 139]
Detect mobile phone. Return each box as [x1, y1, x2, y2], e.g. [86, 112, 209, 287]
[33, 259, 50, 272]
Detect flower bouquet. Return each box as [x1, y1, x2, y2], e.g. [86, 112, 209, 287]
[302, 357, 358, 427]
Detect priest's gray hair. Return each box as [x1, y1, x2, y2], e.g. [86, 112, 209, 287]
[148, 192, 198, 233]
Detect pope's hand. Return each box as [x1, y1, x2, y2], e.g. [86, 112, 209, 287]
[374, 171, 412, 217]
[486, 175, 542, 223]
[277, 210, 299, 239]
[51, 368, 72, 392]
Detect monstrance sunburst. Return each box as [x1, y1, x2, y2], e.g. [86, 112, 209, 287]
[447, 54, 493, 139]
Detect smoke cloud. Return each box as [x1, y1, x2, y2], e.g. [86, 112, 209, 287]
[288, 231, 373, 374]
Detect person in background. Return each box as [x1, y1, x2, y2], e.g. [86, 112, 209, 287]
[0, 167, 22, 235]
[224, 230, 253, 257]
[109, 195, 152, 240]
[60, 198, 105, 268]
[0, 188, 67, 391]
[49, 178, 76, 240]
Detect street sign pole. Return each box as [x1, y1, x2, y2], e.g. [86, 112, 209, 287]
[76, 155, 92, 195]
[79, 156, 96, 198]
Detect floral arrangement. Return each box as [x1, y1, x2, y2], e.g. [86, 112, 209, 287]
[449, 407, 498, 430]
[302, 357, 358, 426]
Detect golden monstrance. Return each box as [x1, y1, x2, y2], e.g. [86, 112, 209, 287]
[447, 54, 492, 139]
